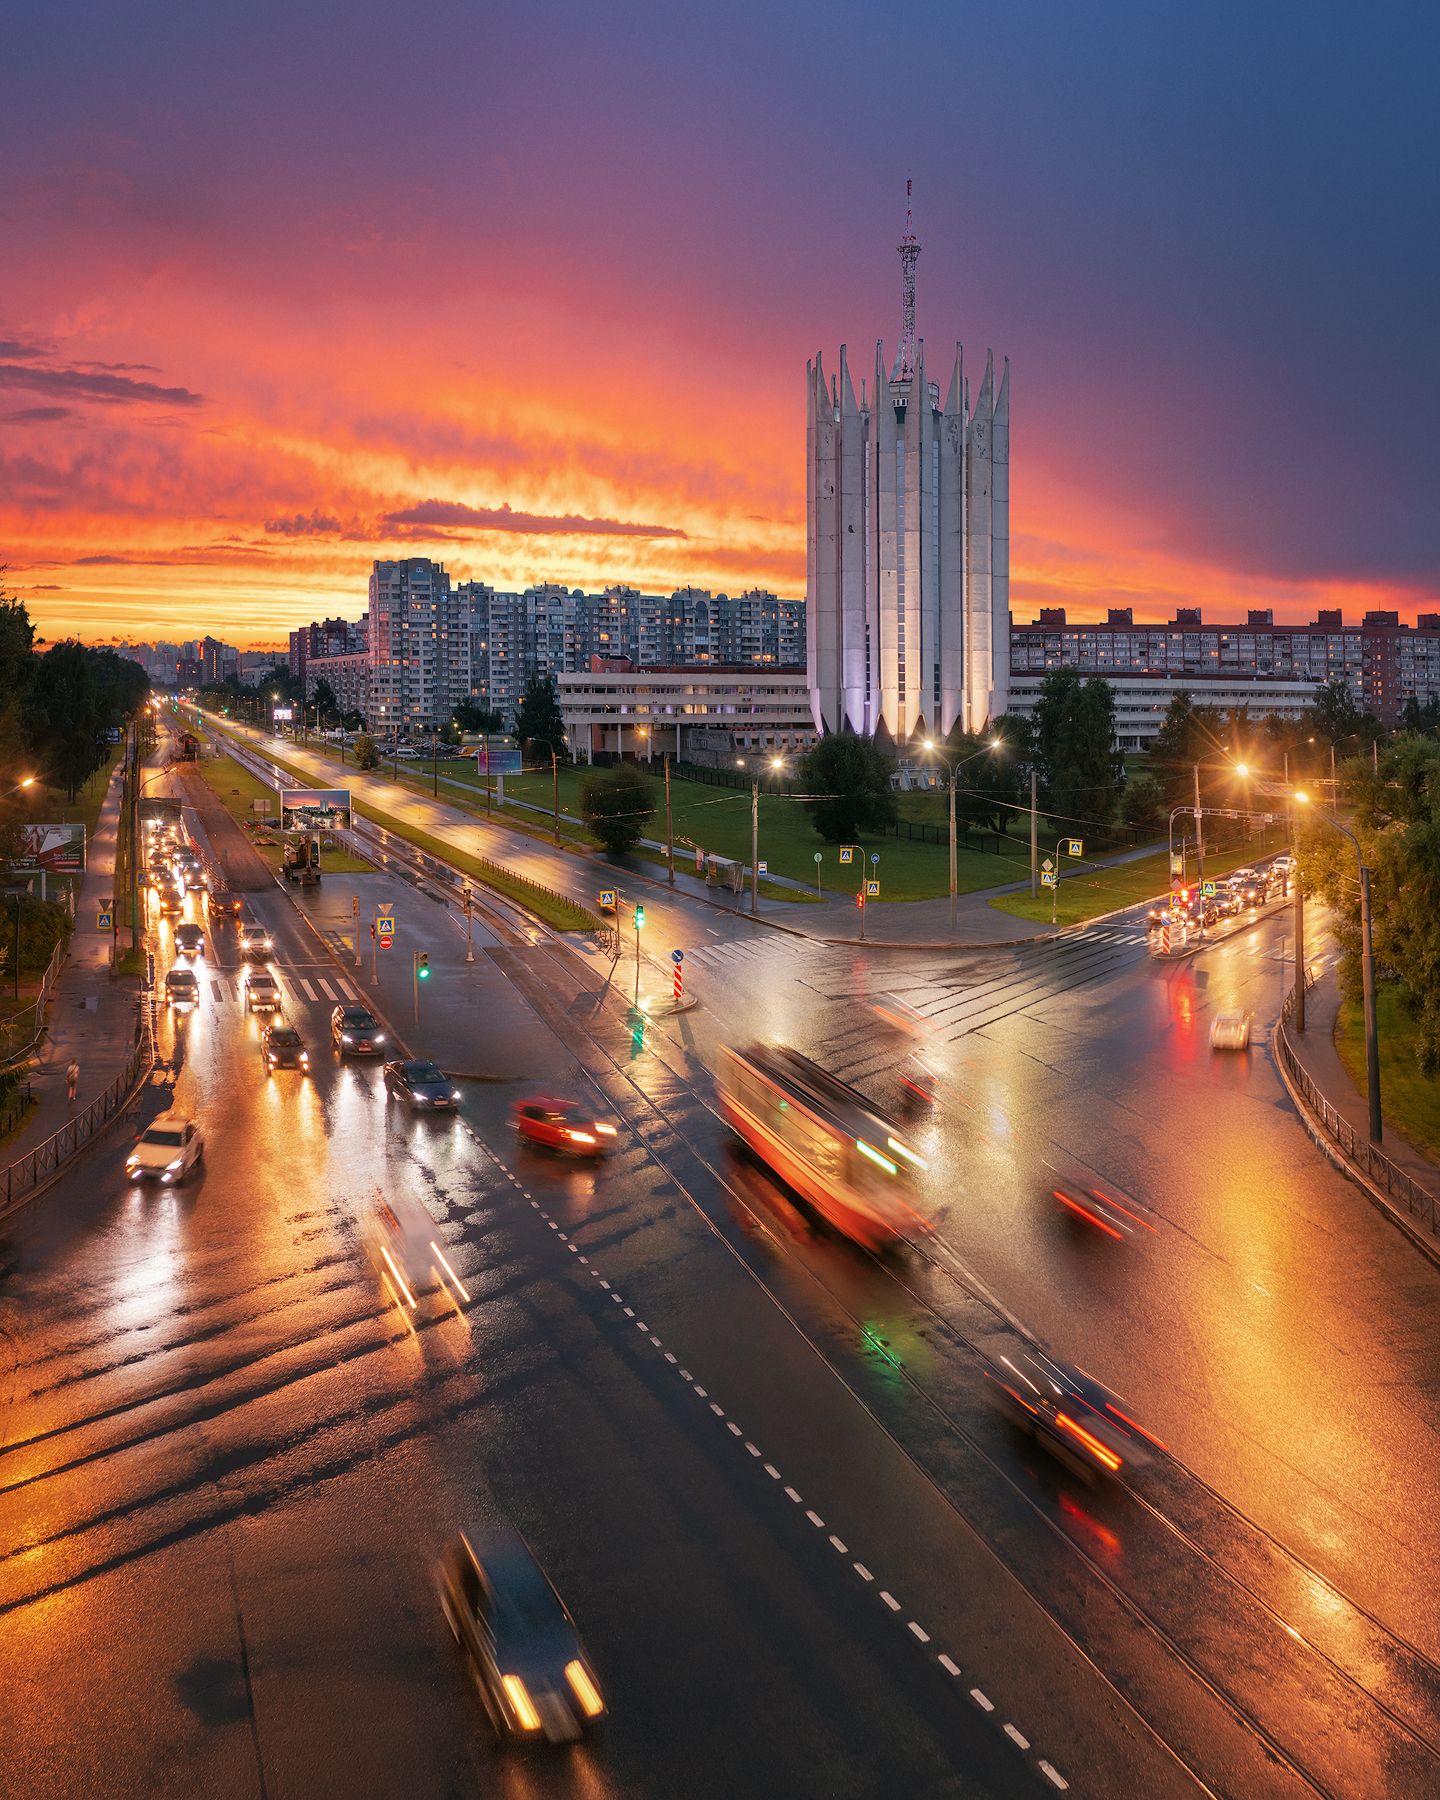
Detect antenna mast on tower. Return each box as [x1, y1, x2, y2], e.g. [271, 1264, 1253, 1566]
[896, 178, 920, 381]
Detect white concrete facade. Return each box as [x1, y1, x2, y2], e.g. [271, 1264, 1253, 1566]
[806, 212, 1009, 743]
[558, 666, 815, 761]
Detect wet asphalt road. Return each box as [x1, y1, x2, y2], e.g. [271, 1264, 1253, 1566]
[2, 782, 1438, 1800]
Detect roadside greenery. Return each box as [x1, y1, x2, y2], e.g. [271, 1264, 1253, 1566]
[581, 765, 655, 855]
[801, 733, 899, 842]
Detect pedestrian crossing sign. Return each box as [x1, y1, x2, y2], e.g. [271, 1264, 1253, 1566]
[1041, 871, 1058, 888]
[1065, 838, 1083, 857]
[839, 847, 854, 865]
[97, 910, 113, 930]
[599, 889, 616, 910]
[866, 879, 880, 897]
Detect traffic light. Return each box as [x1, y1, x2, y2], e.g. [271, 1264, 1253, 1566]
[634, 904, 645, 928]
[416, 951, 431, 981]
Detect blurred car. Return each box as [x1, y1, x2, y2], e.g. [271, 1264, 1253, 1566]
[173, 922, 205, 957]
[157, 885, 185, 917]
[1215, 889, 1243, 918]
[240, 921, 274, 959]
[1272, 853, 1296, 875]
[869, 992, 929, 1036]
[331, 1004, 386, 1054]
[513, 1096, 617, 1156]
[244, 970, 281, 1014]
[126, 1114, 204, 1184]
[384, 1059, 460, 1109]
[1144, 901, 1173, 931]
[1210, 1010, 1252, 1051]
[438, 1531, 606, 1742]
[898, 1056, 941, 1111]
[362, 1193, 468, 1306]
[1054, 1181, 1155, 1243]
[983, 1346, 1166, 1483]
[164, 967, 200, 1010]
[209, 888, 244, 919]
[261, 1023, 309, 1072]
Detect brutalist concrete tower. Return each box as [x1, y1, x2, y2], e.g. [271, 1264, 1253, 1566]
[806, 188, 1010, 741]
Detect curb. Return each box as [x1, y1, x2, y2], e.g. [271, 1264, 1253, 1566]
[1270, 1014, 1440, 1270]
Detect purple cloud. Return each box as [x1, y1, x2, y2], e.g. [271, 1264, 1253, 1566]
[264, 510, 345, 536]
[383, 498, 687, 539]
[0, 364, 204, 407]
[2, 405, 72, 422]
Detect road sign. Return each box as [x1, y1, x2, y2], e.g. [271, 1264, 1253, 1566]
[670, 948, 684, 963]
[866, 879, 880, 897]
[599, 889, 616, 910]
[1170, 853, 1183, 877]
[377, 907, 395, 948]
[1042, 857, 1055, 873]
[758, 860, 768, 875]
[839, 847, 854, 865]
[1041, 871, 1058, 888]
[871, 852, 880, 866]
[813, 852, 822, 864]
[1202, 880, 1217, 897]
[97, 910, 113, 930]
[1065, 838, 1083, 857]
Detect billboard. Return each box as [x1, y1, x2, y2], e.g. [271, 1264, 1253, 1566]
[272, 705, 295, 722]
[475, 747, 522, 774]
[11, 823, 86, 872]
[280, 788, 352, 833]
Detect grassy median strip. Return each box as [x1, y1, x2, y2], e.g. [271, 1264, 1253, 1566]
[1335, 986, 1440, 1165]
[202, 722, 595, 932]
[193, 750, 373, 875]
[990, 833, 1287, 927]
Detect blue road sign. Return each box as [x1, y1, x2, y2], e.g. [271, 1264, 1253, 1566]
[866, 879, 880, 897]
[871, 852, 880, 865]
[671, 948, 684, 963]
[1202, 880, 1217, 897]
[839, 847, 853, 864]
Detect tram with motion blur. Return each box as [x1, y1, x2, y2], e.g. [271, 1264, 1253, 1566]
[715, 1043, 932, 1251]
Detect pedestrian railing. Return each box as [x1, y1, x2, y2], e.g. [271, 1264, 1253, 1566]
[0, 937, 67, 1072]
[1275, 987, 1439, 1238]
[0, 999, 155, 1216]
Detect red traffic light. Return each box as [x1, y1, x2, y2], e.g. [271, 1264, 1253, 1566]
[856, 891, 865, 908]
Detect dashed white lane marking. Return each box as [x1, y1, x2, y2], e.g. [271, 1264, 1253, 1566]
[485, 1141, 1068, 1794]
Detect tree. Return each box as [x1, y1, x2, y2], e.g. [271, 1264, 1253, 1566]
[942, 719, 1028, 835]
[800, 732, 898, 843]
[311, 679, 339, 726]
[1312, 676, 1361, 745]
[1028, 669, 1123, 828]
[1120, 771, 1167, 837]
[353, 732, 380, 771]
[1145, 691, 1227, 808]
[513, 675, 568, 762]
[21, 642, 107, 799]
[454, 698, 504, 734]
[581, 764, 655, 855]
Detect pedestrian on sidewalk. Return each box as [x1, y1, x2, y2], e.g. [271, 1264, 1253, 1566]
[66, 1058, 79, 1106]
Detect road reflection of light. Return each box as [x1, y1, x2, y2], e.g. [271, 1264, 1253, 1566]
[1058, 1492, 1122, 1558]
[110, 1187, 188, 1335]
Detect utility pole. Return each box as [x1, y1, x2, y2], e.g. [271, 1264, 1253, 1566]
[1359, 865, 1382, 1144]
[750, 779, 759, 916]
[1030, 769, 1038, 899]
[432, 729, 439, 798]
[551, 746, 560, 844]
[948, 769, 958, 929]
[1292, 838, 1305, 1033]
[1193, 762, 1205, 934]
[665, 755, 675, 885]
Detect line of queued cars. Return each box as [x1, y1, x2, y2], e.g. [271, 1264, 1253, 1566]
[1146, 852, 1294, 936]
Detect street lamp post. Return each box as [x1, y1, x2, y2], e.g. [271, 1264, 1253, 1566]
[664, 753, 675, 885]
[742, 755, 784, 916]
[921, 737, 1003, 929]
[1294, 790, 1381, 1143]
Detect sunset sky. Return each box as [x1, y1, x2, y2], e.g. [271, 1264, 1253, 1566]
[4, 1, 1436, 649]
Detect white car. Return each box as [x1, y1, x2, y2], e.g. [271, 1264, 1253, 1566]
[126, 1115, 204, 1184]
[245, 970, 282, 1013]
[1210, 1011, 1253, 1052]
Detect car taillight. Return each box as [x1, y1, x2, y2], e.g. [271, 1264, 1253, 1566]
[500, 1675, 541, 1732]
[565, 1660, 604, 1718]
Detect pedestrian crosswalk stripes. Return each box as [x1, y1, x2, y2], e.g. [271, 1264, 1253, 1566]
[184, 969, 360, 1005]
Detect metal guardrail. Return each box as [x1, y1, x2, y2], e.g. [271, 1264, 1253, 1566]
[0, 997, 155, 1217]
[0, 937, 67, 1071]
[1275, 986, 1439, 1238]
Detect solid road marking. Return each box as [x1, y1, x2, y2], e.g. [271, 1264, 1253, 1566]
[461, 1132, 1072, 1793]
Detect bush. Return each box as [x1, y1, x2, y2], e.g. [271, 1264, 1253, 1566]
[581, 765, 656, 855]
[8, 894, 70, 971]
[353, 732, 380, 771]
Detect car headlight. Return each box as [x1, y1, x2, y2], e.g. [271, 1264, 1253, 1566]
[565, 1660, 604, 1719]
[165, 1158, 184, 1171]
[300, 1053, 309, 1065]
[568, 1129, 597, 1145]
[500, 1675, 541, 1733]
[451, 1089, 461, 1100]
[341, 1033, 353, 1044]
[125, 1157, 140, 1172]
[595, 1123, 617, 1137]
[373, 1033, 385, 1044]
[267, 1054, 278, 1064]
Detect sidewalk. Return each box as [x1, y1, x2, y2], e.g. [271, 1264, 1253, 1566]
[3, 766, 143, 1163]
[1281, 958, 1440, 1199]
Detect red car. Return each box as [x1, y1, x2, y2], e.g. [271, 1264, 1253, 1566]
[513, 1096, 618, 1156]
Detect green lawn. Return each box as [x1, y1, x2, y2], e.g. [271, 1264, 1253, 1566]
[1335, 986, 1440, 1163]
[990, 830, 1286, 926]
[195, 750, 373, 875]
[47, 743, 125, 842]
